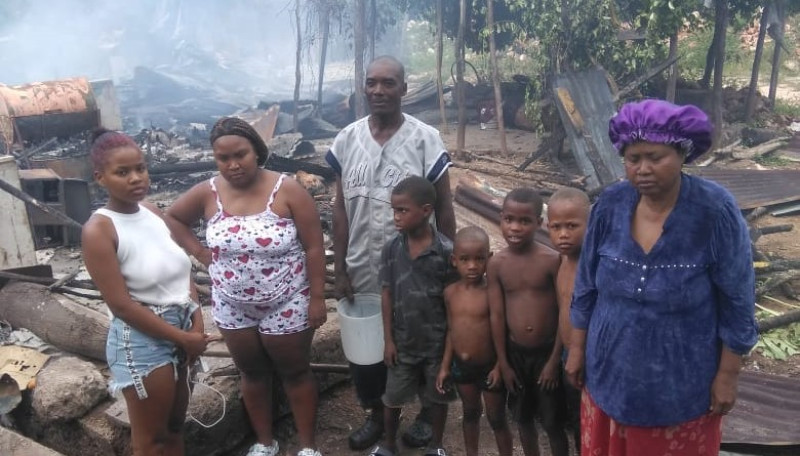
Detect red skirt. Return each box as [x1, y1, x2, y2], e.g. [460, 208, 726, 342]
[581, 390, 722, 456]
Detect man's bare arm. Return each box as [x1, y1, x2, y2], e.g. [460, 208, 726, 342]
[434, 170, 456, 240]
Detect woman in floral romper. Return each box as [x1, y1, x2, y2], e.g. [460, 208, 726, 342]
[167, 117, 327, 456]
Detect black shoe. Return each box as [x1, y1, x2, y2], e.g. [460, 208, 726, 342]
[401, 415, 432, 448]
[349, 416, 384, 451]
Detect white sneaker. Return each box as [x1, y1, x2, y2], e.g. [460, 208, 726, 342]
[247, 440, 280, 456]
[297, 449, 322, 456]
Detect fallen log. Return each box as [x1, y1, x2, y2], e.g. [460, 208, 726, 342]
[732, 137, 790, 160]
[750, 224, 794, 243]
[758, 308, 800, 333]
[756, 270, 800, 299]
[698, 139, 742, 165]
[0, 282, 109, 361]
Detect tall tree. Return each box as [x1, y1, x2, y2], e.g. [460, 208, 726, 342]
[316, 1, 331, 118]
[666, 31, 679, 101]
[486, 0, 507, 155]
[369, 0, 377, 61]
[767, 0, 787, 108]
[455, 0, 467, 151]
[354, 0, 367, 118]
[711, 0, 728, 147]
[294, 0, 303, 132]
[435, 0, 448, 133]
[745, 4, 770, 121]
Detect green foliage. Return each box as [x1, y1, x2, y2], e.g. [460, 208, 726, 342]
[774, 99, 800, 118]
[756, 321, 800, 361]
[403, 20, 458, 80]
[754, 154, 792, 167]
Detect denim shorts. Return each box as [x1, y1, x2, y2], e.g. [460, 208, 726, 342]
[106, 302, 198, 400]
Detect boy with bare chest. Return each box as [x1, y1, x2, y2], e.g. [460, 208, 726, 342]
[488, 188, 568, 456]
[436, 227, 513, 456]
[546, 187, 590, 449]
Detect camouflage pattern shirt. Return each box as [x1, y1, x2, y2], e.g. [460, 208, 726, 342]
[380, 229, 456, 360]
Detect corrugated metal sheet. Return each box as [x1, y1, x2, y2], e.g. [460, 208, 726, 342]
[552, 70, 625, 192]
[685, 167, 800, 210]
[722, 371, 800, 450]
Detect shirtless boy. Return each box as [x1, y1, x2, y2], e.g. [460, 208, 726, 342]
[436, 227, 513, 456]
[488, 188, 568, 456]
[546, 187, 590, 449]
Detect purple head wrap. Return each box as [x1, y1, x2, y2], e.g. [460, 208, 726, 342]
[609, 99, 713, 164]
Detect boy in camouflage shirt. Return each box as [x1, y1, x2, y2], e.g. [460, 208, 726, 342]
[369, 176, 456, 456]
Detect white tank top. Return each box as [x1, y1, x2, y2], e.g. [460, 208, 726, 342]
[94, 205, 192, 306]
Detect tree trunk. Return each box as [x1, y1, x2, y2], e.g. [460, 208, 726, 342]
[293, 0, 302, 132]
[316, 3, 331, 118]
[701, 31, 718, 88]
[456, 0, 467, 151]
[435, 0, 448, 133]
[666, 31, 679, 102]
[369, 0, 377, 62]
[354, 0, 367, 119]
[768, 0, 786, 109]
[711, 0, 728, 148]
[0, 282, 109, 362]
[745, 4, 770, 122]
[486, 0, 507, 156]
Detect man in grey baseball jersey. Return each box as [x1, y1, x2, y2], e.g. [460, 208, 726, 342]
[326, 55, 456, 450]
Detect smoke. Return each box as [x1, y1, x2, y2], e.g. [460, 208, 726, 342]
[0, 0, 302, 94]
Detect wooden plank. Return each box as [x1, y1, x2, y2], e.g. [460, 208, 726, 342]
[0, 156, 37, 269]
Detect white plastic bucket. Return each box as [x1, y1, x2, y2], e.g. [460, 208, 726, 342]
[337, 293, 384, 365]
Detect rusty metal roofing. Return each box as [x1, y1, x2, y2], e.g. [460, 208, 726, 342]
[722, 371, 800, 450]
[685, 167, 800, 210]
[552, 69, 625, 192]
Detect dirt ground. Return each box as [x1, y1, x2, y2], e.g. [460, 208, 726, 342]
[292, 122, 800, 456]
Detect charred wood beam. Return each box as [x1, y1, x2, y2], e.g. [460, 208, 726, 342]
[746, 206, 769, 223]
[750, 224, 794, 243]
[756, 270, 800, 299]
[758, 308, 800, 333]
[18, 137, 58, 161]
[0, 177, 84, 229]
[0, 270, 95, 290]
[455, 189, 501, 225]
[732, 137, 790, 160]
[612, 54, 681, 103]
[518, 130, 566, 172]
[48, 270, 81, 291]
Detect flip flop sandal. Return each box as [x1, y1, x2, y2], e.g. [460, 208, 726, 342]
[368, 445, 395, 456]
[401, 417, 432, 448]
